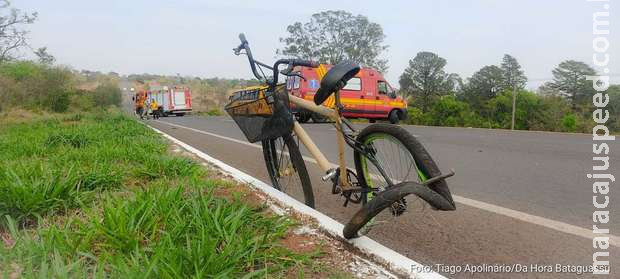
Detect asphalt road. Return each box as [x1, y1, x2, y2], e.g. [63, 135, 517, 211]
[119, 84, 618, 278]
[141, 113, 618, 278]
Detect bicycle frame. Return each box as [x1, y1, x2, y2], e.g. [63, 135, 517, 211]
[287, 92, 352, 188]
[233, 33, 393, 190]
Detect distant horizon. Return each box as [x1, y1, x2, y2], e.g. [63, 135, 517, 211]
[16, 0, 618, 90]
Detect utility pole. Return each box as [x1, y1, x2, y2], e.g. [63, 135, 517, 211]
[510, 83, 517, 130]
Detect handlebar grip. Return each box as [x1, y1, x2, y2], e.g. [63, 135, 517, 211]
[291, 59, 319, 68]
[239, 33, 248, 44]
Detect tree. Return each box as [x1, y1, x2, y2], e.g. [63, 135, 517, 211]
[461, 65, 505, 108]
[605, 84, 620, 131]
[0, 0, 37, 62]
[34, 47, 55, 65]
[500, 54, 527, 130]
[399, 51, 459, 112]
[501, 54, 527, 90]
[278, 10, 388, 72]
[545, 60, 597, 108]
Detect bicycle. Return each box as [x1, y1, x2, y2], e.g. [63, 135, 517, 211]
[226, 34, 456, 238]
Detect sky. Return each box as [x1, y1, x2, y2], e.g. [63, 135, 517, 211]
[15, 0, 619, 89]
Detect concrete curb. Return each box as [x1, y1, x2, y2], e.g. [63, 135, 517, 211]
[148, 125, 447, 279]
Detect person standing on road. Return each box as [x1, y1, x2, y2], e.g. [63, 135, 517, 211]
[150, 99, 160, 119]
[145, 98, 152, 120]
[135, 92, 146, 120]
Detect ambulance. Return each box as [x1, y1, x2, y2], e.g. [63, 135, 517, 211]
[286, 64, 407, 124]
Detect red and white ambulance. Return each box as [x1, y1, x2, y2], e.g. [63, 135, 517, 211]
[286, 64, 407, 124]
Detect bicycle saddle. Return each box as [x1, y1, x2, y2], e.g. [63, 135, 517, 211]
[314, 61, 360, 105]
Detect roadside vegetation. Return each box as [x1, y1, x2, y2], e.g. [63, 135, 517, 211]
[0, 112, 337, 277]
[0, 61, 122, 114]
[278, 11, 619, 133]
[399, 56, 620, 133]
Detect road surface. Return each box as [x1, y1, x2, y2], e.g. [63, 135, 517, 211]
[142, 114, 617, 278]
[120, 86, 617, 278]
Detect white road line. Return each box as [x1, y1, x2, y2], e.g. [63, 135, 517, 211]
[154, 120, 620, 248]
[149, 124, 443, 279]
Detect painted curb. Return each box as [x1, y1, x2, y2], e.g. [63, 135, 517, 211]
[148, 125, 447, 279]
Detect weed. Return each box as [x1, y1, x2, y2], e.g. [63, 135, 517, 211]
[0, 162, 91, 227]
[137, 155, 200, 179]
[45, 132, 89, 148]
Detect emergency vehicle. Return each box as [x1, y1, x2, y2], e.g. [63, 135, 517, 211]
[146, 85, 192, 116]
[286, 64, 407, 124]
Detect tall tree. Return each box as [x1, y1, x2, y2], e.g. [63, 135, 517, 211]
[278, 10, 388, 72]
[545, 60, 596, 107]
[463, 65, 505, 102]
[0, 0, 37, 62]
[399, 51, 460, 112]
[500, 54, 527, 89]
[34, 47, 55, 65]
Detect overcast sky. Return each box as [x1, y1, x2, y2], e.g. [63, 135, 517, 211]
[17, 0, 618, 88]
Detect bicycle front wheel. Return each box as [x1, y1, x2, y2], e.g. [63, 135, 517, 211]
[262, 134, 315, 208]
[345, 124, 454, 238]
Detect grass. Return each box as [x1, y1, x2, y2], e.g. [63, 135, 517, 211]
[0, 111, 320, 278]
[195, 109, 224, 117]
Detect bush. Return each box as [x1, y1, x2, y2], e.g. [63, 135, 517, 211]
[0, 61, 123, 113]
[93, 83, 122, 108]
[0, 61, 43, 81]
[427, 96, 472, 127]
[48, 89, 71, 112]
[0, 61, 76, 112]
[70, 90, 96, 111]
[206, 109, 223, 116]
[561, 114, 577, 132]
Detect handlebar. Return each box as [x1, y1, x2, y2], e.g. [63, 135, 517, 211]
[289, 59, 319, 68]
[233, 33, 318, 86]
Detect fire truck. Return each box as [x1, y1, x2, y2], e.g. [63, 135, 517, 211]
[286, 64, 407, 124]
[146, 85, 192, 117]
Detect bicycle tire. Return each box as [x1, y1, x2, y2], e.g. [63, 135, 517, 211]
[343, 181, 455, 239]
[346, 123, 455, 238]
[262, 134, 315, 208]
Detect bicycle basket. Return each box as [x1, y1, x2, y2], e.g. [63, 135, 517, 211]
[225, 84, 293, 143]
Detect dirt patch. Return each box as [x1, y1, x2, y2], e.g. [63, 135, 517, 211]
[281, 229, 320, 255]
[1, 231, 15, 249]
[211, 182, 265, 209]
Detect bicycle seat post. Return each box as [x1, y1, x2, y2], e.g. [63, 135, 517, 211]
[334, 89, 345, 117]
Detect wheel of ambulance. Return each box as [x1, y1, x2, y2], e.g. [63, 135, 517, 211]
[262, 134, 315, 208]
[345, 123, 454, 238]
[389, 110, 400, 124]
[296, 112, 310, 123]
[311, 113, 329, 123]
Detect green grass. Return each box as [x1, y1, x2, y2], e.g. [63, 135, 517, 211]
[0, 111, 316, 278]
[195, 109, 224, 117]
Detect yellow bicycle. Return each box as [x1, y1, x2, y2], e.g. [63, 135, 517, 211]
[226, 34, 456, 238]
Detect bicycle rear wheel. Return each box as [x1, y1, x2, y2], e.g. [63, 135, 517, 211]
[262, 134, 315, 208]
[345, 124, 455, 238]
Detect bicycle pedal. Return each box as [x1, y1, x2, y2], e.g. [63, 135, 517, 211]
[321, 168, 338, 182]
